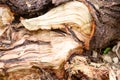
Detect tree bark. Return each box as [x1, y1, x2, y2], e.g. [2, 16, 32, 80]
[89, 0, 120, 50]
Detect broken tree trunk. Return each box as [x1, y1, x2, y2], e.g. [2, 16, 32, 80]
[1, 0, 120, 49]
[0, 0, 120, 80]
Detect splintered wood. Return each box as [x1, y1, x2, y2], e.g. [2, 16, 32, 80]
[0, 1, 110, 80]
[0, 5, 14, 36]
[0, 1, 94, 71]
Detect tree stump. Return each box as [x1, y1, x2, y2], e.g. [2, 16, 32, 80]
[0, 0, 120, 80]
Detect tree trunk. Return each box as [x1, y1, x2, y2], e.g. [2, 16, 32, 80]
[89, 0, 120, 50]
[0, 0, 120, 80]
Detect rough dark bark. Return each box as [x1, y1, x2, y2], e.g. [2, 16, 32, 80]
[89, 0, 120, 50]
[0, 0, 70, 18]
[0, 0, 52, 17]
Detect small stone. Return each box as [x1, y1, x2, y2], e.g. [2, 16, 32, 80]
[112, 66, 116, 70]
[92, 51, 98, 58]
[103, 55, 112, 63]
[113, 57, 119, 63]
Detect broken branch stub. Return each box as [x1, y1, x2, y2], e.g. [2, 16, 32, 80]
[21, 1, 95, 49]
[0, 1, 95, 77]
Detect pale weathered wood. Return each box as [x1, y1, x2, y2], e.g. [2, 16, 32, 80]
[0, 0, 120, 79]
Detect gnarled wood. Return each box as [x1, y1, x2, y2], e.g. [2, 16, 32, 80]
[0, 0, 120, 79]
